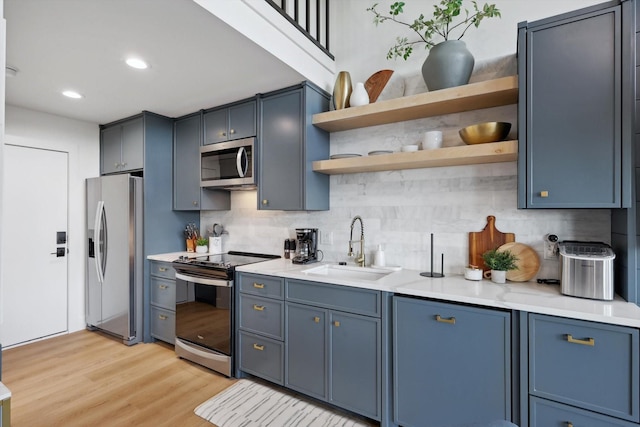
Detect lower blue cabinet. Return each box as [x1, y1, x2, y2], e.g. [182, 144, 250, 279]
[393, 296, 512, 427]
[530, 396, 638, 427]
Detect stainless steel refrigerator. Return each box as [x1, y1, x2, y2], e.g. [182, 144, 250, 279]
[86, 174, 143, 345]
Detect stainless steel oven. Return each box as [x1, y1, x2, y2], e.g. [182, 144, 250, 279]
[172, 252, 279, 377]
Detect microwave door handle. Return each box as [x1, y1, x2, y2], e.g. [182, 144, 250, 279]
[236, 147, 248, 178]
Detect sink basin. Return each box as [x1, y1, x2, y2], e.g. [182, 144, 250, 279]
[302, 264, 393, 281]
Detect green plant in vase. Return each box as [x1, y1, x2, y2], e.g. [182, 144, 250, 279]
[481, 248, 518, 284]
[367, 0, 501, 90]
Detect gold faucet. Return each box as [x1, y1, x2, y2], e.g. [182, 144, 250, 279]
[348, 215, 365, 267]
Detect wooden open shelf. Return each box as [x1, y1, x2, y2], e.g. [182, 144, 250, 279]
[312, 76, 518, 132]
[312, 140, 518, 175]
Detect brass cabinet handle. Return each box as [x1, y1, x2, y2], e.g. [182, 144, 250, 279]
[158, 315, 168, 320]
[253, 304, 265, 311]
[333, 321, 340, 327]
[158, 267, 167, 272]
[566, 334, 595, 346]
[253, 343, 264, 351]
[253, 283, 265, 289]
[159, 285, 168, 290]
[192, 201, 198, 206]
[262, 199, 269, 205]
[436, 315, 456, 324]
[219, 131, 226, 137]
[540, 190, 549, 198]
[566, 423, 573, 427]
[314, 316, 320, 323]
[230, 129, 236, 134]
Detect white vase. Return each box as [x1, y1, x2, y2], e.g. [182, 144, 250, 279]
[195, 245, 208, 254]
[490, 269, 506, 284]
[349, 82, 370, 107]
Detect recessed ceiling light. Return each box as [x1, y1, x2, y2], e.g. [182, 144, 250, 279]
[126, 58, 148, 69]
[62, 90, 83, 99]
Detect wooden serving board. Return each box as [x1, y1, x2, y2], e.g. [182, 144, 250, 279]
[364, 69, 394, 103]
[468, 215, 515, 272]
[499, 242, 541, 282]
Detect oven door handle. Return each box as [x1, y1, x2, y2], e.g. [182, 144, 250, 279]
[175, 272, 231, 287]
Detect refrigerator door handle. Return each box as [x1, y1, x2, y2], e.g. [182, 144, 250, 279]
[94, 201, 107, 284]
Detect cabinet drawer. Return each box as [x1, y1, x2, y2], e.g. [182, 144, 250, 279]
[285, 279, 380, 317]
[239, 331, 283, 385]
[239, 294, 284, 340]
[529, 314, 639, 421]
[150, 306, 175, 344]
[238, 273, 284, 299]
[150, 276, 176, 310]
[531, 397, 638, 427]
[150, 261, 175, 279]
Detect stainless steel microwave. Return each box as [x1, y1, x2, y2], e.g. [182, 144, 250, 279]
[200, 137, 255, 189]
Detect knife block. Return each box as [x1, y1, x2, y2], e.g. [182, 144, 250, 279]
[186, 238, 196, 253]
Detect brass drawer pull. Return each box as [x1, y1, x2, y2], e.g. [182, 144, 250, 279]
[253, 343, 264, 351]
[566, 334, 595, 346]
[540, 190, 549, 198]
[436, 315, 456, 324]
[159, 285, 168, 290]
[253, 304, 265, 311]
[253, 283, 265, 289]
[158, 315, 168, 320]
[314, 316, 320, 323]
[566, 422, 573, 427]
[333, 321, 340, 327]
[158, 267, 167, 272]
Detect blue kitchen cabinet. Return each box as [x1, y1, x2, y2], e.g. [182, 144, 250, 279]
[173, 112, 230, 211]
[528, 313, 639, 424]
[517, 1, 629, 208]
[100, 116, 144, 174]
[203, 98, 256, 145]
[284, 279, 382, 420]
[237, 273, 285, 384]
[393, 296, 512, 427]
[530, 397, 638, 427]
[149, 260, 179, 344]
[258, 81, 330, 211]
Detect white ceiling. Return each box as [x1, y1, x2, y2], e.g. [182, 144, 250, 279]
[4, 0, 305, 125]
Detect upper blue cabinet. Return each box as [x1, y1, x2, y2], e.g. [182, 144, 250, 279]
[517, 1, 632, 208]
[203, 97, 257, 145]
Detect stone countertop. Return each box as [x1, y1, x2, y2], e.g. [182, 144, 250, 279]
[0, 382, 11, 401]
[147, 252, 206, 262]
[237, 258, 640, 328]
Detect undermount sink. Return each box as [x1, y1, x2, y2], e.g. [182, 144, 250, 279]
[302, 264, 393, 281]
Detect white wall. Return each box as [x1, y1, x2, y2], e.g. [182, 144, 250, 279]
[3, 105, 99, 334]
[201, 0, 612, 280]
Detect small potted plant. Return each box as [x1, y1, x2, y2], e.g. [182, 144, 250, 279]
[195, 237, 209, 254]
[481, 248, 518, 284]
[367, 0, 501, 90]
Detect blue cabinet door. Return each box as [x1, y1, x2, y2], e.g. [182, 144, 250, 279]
[285, 302, 327, 400]
[393, 296, 511, 427]
[531, 396, 638, 427]
[518, 3, 623, 208]
[329, 311, 381, 420]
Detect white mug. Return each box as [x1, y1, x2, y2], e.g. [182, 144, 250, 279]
[422, 130, 443, 150]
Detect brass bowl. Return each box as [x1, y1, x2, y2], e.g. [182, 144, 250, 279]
[459, 122, 511, 145]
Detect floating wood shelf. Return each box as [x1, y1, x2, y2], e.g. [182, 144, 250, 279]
[312, 140, 518, 175]
[312, 76, 518, 132]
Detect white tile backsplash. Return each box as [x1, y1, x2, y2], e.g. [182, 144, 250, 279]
[201, 56, 611, 281]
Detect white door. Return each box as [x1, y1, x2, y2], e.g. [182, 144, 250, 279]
[1, 144, 69, 347]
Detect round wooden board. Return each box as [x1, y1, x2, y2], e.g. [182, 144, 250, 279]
[498, 242, 540, 282]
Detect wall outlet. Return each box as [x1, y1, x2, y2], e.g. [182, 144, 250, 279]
[320, 231, 333, 245]
[543, 234, 559, 260]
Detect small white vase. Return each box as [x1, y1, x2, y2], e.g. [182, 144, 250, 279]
[349, 82, 370, 107]
[195, 245, 208, 254]
[490, 269, 506, 284]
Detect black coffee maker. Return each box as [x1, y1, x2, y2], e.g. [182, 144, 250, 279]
[292, 228, 318, 264]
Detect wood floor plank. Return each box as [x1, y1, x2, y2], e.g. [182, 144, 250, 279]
[2, 330, 232, 426]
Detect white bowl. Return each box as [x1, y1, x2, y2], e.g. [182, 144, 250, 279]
[401, 145, 419, 152]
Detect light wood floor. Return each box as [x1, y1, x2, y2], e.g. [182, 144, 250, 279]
[1, 330, 234, 426]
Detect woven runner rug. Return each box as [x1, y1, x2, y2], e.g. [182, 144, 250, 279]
[194, 379, 373, 427]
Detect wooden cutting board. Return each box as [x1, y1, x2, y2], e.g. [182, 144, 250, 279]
[498, 242, 541, 282]
[364, 70, 394, 103]
[468, 215, 515, 272]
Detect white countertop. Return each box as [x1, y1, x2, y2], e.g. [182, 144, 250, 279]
[0, 382, 11, 401]
[148, 253, 640, 328]
[237, 258, 640, 328]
